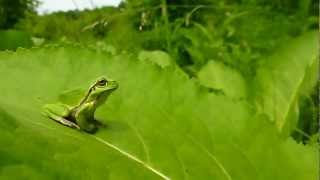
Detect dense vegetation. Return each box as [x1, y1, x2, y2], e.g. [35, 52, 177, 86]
[0, 0, 38, 29]
[0, 0, 318, 179]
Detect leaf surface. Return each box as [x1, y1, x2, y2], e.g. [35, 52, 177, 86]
[253, 31, 318, 132]
[0, 45, 317, 179]
[198, 60, 247, 99]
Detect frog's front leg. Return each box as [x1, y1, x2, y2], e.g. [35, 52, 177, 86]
[75, 102, 98, 133]
[43, 104, 80, 130]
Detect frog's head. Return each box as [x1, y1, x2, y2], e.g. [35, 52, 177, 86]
[87, 77, 118, 105]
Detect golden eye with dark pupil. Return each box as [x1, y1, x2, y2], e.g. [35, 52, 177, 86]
[97, 79, 107, 86]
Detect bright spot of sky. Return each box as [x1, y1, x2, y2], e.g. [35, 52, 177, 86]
[37, 0, 121, 14]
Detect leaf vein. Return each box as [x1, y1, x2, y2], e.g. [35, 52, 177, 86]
[91, 135, 171, 180]
[188, 136, 233, 180]
[128, 123, 151, 163]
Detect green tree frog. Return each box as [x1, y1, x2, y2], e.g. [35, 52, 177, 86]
[43, 77, 118, 133]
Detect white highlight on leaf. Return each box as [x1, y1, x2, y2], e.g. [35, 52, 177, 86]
[129, 124, 151, 163]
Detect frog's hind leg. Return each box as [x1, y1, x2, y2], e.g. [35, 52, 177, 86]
[48, 113, 80, 130]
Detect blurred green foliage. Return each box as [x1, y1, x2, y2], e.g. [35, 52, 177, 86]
[0, 0, 38, 29]
[16, 7, 120, 42]
[0, 30, 32, 50]
[16, 0, 318, 74]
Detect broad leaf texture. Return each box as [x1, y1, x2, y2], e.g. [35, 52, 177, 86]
[138, 50, 172, 68]
[0, 46, 317, 179]
[197, 60, 247, 99]
[253, 31, 318, 132]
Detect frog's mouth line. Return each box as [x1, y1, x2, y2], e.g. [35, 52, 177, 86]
[107, 81, 119, 90]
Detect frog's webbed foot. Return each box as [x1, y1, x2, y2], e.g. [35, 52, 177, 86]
[48, 113, 80, 130]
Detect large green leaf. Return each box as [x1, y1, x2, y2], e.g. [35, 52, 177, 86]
[0, 46, 317, 179]
[138, 50, 172, 68]
[197, 60, 247, 99]
[253, 31, 318, 132]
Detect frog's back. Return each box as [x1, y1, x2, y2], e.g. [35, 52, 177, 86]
[58, 89, 86, 106]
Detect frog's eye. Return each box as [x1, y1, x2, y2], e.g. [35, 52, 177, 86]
[96, 78, 107, 87]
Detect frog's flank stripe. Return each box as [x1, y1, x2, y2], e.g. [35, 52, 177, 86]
[91, 135, 171, 180]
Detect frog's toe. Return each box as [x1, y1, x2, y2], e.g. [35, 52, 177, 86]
[72, 123, 81, 130]
[82, 124, 98, 134]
